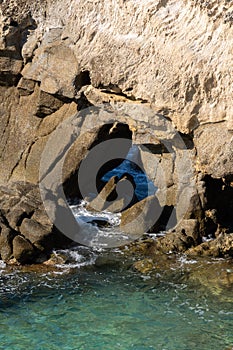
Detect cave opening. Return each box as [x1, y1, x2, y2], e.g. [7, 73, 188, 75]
[101, 144, 157, 202]
[64, 122, 178, 236]
[204, 175, 233, 235]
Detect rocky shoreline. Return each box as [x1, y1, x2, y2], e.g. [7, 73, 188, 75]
[0, 0, 233, 265]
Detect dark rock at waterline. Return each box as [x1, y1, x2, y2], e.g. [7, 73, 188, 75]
[169, 219, 200, 244]
[20, 218, 56, 251]
[12, 235, 35, 264]
[187, 232, 233, 257]
[151, 231, 196, 254]
[129, 219, 198, 256]
[0, 182, 75, 264]
[0, 227, 14, 261]
[94, 254, 128, 269]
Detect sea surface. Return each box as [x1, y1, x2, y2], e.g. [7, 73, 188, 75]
[0, 246, 233, 350]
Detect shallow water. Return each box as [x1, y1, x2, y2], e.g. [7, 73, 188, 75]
[0, 249, 232, 350]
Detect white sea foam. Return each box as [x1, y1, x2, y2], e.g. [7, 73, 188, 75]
[53, 246, 97, 269]
[70, 201, 133, 247]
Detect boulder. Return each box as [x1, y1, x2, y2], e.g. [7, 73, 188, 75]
[17, 78, 36, 96]
[20, 218, 55, 251]
[0, 182, 75, 263]
[12, 235, 35, 264]
[0, 227, 14, 261]
[35, 90, 64, 117]
[151, 231, 195, 254]
[120, 195, 162, 236]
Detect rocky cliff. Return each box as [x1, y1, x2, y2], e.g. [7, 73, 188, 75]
[0, 0, 232, 263]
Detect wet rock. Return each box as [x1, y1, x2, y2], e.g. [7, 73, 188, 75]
[151, 231, 195, 254]
[44, 252, 68, 266]
[170, 219, 200, 245]
[87, 219, 110, 228]
[12, 235, 35, 264]
[187, 258, 233, 302]
[94, 255, 123, 268]
[187, 233, 233, 257]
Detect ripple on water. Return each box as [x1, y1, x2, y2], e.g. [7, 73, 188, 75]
[0, 248, 233, 350]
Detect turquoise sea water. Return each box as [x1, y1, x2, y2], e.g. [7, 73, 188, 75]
[0, 248, 232, 350]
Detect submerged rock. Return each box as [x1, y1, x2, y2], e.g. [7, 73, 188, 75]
[133, 258, 155, 274]
[187, 258, 233, 302]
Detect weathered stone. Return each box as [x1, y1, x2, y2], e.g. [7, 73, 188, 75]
[87, 174, 138, 213]
[17, 77, 36, 96]
[171, 219, 200, 244]
[20, 218, 53, 250]
[22, 40, 79, 98]
[0, 0, 233, 263]
[21, 31, 39, 63]
[0, 227, 14, 261]
[187, 233, 233, 257]
[151, 231, 196, 254]
[62, 121, 132, 199]
[120, 195, 162, 236]
[87, 219, 110, 228]
[86, 176, 118, 212]
[0, 49, 22, 86]
[187, 258, 233, 302]
[0, 182, 77, 263]
[12, 235, 35, 264]
[43, 252, 68, 266]
[133, 258, 155, 274]
[35, 90, 64, 117]
[195, 124, 233, 179]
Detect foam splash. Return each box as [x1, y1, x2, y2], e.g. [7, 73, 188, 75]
[70, 201, 133, 248]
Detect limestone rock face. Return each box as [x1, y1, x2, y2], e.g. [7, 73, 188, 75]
[0, 0, 233, 262]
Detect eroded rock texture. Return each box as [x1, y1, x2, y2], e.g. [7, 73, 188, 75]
[0, 0, 233, 263]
